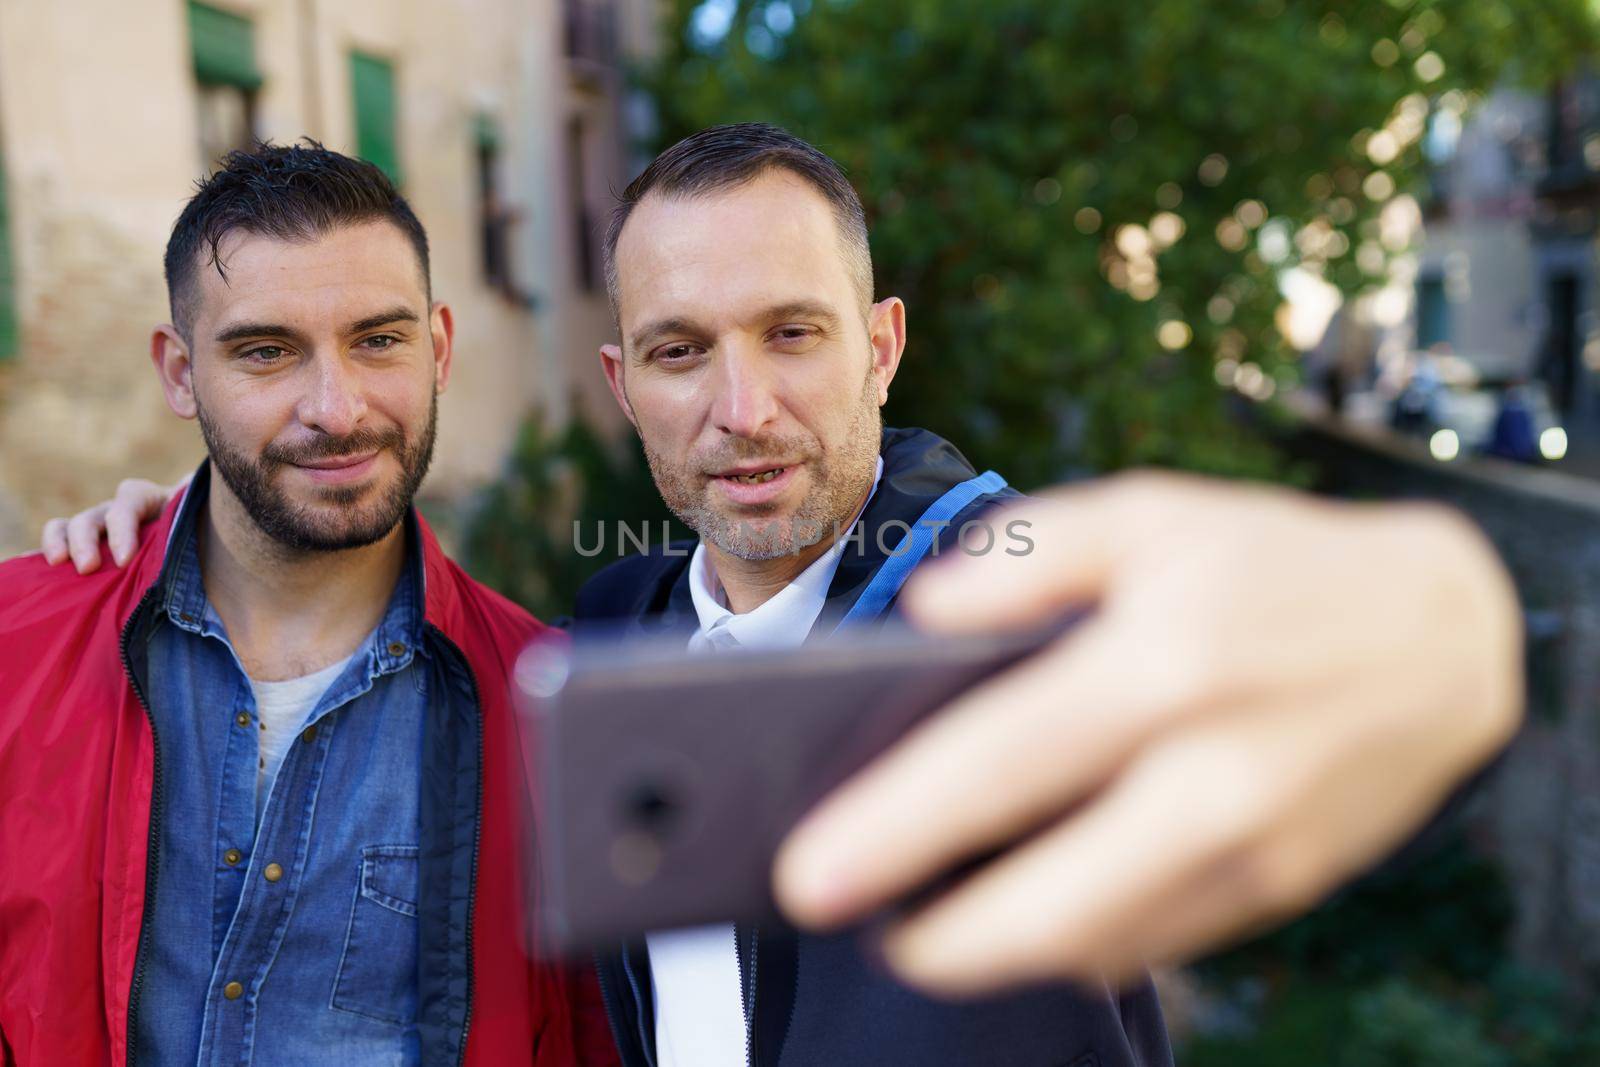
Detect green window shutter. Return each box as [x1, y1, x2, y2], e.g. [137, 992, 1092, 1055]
[188, 2, 262, 89]
[1416, 275, 1450, 348]
[350, 52, 401, 186]
[474, 112, 500, 152]
[0, 133, 17, 362]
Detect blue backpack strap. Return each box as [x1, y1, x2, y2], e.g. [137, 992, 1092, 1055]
[834, 470, 1008, 631]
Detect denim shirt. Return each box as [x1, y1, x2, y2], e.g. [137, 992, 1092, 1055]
[133, 506, 430, 1067]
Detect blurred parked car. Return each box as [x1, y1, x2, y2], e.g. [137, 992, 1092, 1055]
[1382, 352, 1567, 465]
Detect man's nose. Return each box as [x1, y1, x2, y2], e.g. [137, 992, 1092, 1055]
[710, 343, 780, 439]
[297, 353, 368, 438]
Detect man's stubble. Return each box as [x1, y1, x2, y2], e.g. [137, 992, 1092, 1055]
[196, 390, 438, 554]
[640, 366, 881, 561]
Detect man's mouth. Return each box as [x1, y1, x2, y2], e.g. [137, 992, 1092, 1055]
[295, 452, 379, 470]
[708, 462, 800, 504]
[721, 466, 788, 485]
[287, 451, 382, 485]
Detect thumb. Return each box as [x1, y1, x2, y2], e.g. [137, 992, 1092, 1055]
[901, 475, 1171, 634]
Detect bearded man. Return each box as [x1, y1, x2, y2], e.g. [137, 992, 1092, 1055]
[0, 143, 616, 1067]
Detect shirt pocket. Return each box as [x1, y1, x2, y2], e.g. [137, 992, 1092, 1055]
[331, 844, 420, 1026]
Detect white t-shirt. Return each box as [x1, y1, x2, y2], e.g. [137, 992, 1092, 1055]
[647, 458, 882, 1067]
[249, 655, 352, 812]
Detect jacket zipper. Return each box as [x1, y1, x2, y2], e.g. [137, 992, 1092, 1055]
[741, 925, 759, 1067]
[621, 950, 657, 1067]
[429, 626, 484, 1067]
[119, 587, 162, 1067]
[782, 956, 798, 1067]
[593, 951, 636, 1066]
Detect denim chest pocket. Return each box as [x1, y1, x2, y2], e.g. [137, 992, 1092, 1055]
[331, 844, 420, 1025]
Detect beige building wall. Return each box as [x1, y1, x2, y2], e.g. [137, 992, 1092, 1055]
[1415, 217, 1542, 376]
[522, 0, 642, 436]
[0, 0, 650, 554]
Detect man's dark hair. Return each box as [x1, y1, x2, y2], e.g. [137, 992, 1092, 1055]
[164, 140, 431, 340]
[603, 122, 873, 322]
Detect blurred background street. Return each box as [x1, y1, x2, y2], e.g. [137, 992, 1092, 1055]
[2, 0, 1599, 1060]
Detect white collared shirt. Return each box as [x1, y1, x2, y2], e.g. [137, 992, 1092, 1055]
[646, 457, 883, 1067]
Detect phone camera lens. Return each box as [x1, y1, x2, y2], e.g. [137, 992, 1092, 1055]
[624, 780, 681, 836]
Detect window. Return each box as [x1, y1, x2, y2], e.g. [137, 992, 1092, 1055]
[1415, 274, 1450, 350]
[350, 52, 401, 186]
[567, 115, 599, 292]
[188, 2, 262, 169]
[1548, 83, 1580, 174]
[0, 127, 16, 361]
[564, 0, 617, 65]
[196, 85, 255, 168]
[1544, 273, 1581, 415]
[476, 114, 527, 301]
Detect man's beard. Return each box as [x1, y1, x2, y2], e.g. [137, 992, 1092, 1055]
[196, 392, 437, 553]
[641, 372, 882, 560]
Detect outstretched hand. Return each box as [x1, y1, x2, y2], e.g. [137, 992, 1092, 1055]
[774, 472, 1521, 994]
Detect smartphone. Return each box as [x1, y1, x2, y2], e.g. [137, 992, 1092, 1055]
[517, 617, 1076, 953]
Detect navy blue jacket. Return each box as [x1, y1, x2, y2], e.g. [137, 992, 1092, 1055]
[573, 427, 1173, 1067]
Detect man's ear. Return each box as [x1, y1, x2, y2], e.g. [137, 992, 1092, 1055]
[152, 325, 197, 419]
[867, 296, 907, 406]
[600, 343, 639, 429]
[429, 302, 456, 394]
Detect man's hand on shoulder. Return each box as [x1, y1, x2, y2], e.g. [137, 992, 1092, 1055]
[41, 478, 182, 574]
[774, 472, 1522, 994]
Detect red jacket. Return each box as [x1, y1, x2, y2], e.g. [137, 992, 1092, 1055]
[0, 480, 618, 1066]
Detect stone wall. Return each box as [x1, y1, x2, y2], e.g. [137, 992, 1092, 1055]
[1286, 414, 1600, 987]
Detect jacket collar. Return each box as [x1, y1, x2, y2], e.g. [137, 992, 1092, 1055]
[811, 425, 984, 635]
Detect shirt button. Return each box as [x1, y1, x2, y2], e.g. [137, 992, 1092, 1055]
[235, 712, 251, 728]
[302, 725, 318, 743]
[263, 862, 284, 883]
[223, 848, 243, 866]
[223, 981, 243, 1000]
[387, 641, 407, 657]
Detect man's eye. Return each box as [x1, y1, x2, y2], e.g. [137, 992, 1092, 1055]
[243, 345, 286, 363]
[362, 334, 399, 351]
[771, 326, 818, 345]
[654, 344, 701, 362]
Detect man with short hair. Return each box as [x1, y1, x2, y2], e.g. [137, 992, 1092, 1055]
[0, 144, 615, 1066]
[575, 122, 1173, 1067]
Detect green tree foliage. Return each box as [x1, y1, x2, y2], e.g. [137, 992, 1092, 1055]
[461, 413, 685, 621]
[1183, 833, 1600, 1064]
[644, 0, 1595, 486]
[1185, 967, 1600, 1066]
[1215, 830, 1515, 984]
